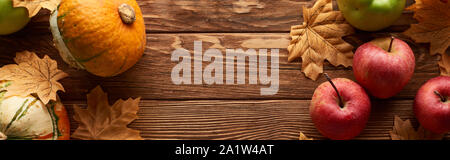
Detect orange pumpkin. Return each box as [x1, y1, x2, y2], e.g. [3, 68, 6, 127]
[50, 0, 146, 77]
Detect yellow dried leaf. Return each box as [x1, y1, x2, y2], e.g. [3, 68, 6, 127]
[0, 51, 68, 104]
[72, 86, 143, 140]
[299, 132, 313, 140]
[389, 116, 444, 140]
[403, 0, 450, 76]
[288, 0, 354, 81]
[13, 0, 61, 17]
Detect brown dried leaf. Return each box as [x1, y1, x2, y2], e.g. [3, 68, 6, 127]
[439, 52, 450, 76]
[13, 0, 61, 17]
[299, 132, 313, 140]
[288, 0, 354, 81]
[72, 86, 143, 140]
[415, 126, 446, 140]
[403, 0, 450, 76]
[0, 51, 68, 104]
[389, 116, 444, 140]
[390, 116, 418, 140]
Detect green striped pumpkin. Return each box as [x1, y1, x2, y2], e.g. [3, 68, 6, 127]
[0, 82, 70, 140]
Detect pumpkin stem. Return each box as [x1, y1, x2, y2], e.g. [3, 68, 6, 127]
[0, 131, 6, 140]
[118, 3, 136, 24]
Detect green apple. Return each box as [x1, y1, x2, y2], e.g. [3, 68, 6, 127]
[337, 0, 406, 31]
[0, 0, 30, 35]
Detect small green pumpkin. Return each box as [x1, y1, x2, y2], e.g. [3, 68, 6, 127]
[0, 81, 70, 140]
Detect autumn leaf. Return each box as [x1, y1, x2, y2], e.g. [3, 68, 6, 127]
[72, 86, 143, 140]
[389, 116, 444, 140]
[13, 0, 61, 17]
[403, 0, 450, 76]
[439, 52, 450, 76]
[299, 132, 313, 140]
[0, 51, 68, 104]
[288, 0, 354, 81]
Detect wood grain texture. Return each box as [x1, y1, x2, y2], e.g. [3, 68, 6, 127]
[0, 0, 448, 140]
[66, 100, 449, 140]
[138, 0, 416, 32]
[3, 0, 416, 33]
[0, 32, 441, 100]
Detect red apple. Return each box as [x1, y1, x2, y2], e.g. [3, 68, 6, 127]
[310, 74, 371, 140]
[414, 76, 450, 134]
[353, 37, 415, 99]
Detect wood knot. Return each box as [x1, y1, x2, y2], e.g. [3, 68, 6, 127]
[118, 3, 136, 24]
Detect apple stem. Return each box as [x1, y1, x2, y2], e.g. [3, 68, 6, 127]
[434, 91, 447, 102]
[388, 36, 394, 52]
[118, 3, 136, 24]
[324, 73, 344, 108]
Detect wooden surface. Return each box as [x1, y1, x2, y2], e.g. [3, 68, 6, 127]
[0, 0, 448, 140]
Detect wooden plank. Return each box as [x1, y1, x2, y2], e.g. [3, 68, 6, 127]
[65, 100, 450, 140]
[138, 0, 416, 32]
[0, 33, 441, 100]
[0, 0, 447, 141]
[5, 0, 417, 33]
[140, 0, 309, 32]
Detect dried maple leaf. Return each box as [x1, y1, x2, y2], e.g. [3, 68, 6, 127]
[403, 0, 450, 76]
[13, 0, 61, 17]
[299, 132, 313, 140]
[439, 52, 450, 76]
[72, 86, 143, 140]
[288, 0, 354, 81]
[389, 116, 444, 140]
[0, 51, 68, 104]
